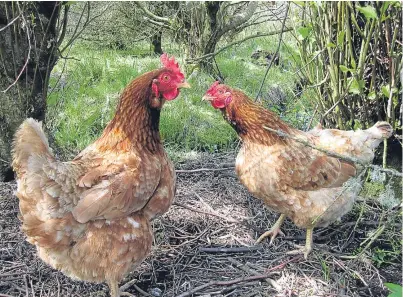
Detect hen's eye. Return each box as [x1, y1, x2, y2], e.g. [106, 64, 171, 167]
[163, 75, 170, 81]
[218, 90, 224, 94]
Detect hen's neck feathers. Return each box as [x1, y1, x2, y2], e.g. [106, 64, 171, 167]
[96, 70, 164, 153]
[223, 89, 294, 146]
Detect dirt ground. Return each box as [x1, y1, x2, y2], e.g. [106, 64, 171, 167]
[0, 152, 401, 297]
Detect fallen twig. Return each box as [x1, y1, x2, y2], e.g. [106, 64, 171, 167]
[0, 271, 30, 277]
[199, 246, 263, 253]
[133, 285, 152, 297]
[119, 279, 137, 292]
[176, 167, 234, 173]
[227, 257, 281, 290]
[340, 224, 386, 260]
[219, 280, 260, 295]
[120, 281, 152, 297]
[173, 202, 239, 223]
[176, 256, 301, 297]
[175, 274, 280, 297]
[264, 255, 303, 273]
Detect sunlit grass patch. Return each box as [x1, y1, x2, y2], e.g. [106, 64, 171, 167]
[47, 33, 309, 157]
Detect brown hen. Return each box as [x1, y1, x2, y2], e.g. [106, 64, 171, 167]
[12, 54, 189, 296]
[203, 82, 393, 258]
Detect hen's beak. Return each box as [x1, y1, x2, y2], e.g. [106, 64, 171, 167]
[202, 95, 214, 102]
[177, 81, 191, 89]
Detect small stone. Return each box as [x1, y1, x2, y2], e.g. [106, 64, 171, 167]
[150, 287, 162, 297]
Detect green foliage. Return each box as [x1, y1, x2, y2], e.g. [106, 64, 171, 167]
[319, 258, 330, 281]
[47, 45, 161, 156]
[356, 5, 378, 20]
[348, 77, 365, 95]
[372, 245, 402, 268]
[293, 1, 402, 129]
[361, 181, 385, 198]
[48, 29, 308, 157]
[385, 283, 403, 297]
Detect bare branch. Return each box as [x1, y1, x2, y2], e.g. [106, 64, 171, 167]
[256, 2, 290, 101]
[220, 1, 258, 35]
[2, 12, 31, 93]
[57, 5, 69, 47]
[0, 14, 21, 33]
[145, 18, 171, 30]
[262, 125, 403, 177]
[187, 28, 292, 63]
[60, 3, 109, 54]
[60, 2, 88, 53]
[133, 2, 171, 26]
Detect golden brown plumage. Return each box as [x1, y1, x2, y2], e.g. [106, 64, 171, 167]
[203, 82, 393, 258]
[12, 54, 189, 296]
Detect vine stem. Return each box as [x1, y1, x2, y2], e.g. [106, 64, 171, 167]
[255, 2, 290, 102]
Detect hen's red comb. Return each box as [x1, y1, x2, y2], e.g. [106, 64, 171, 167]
[160, 53, 184, 79]
[206, 81, 221, 94]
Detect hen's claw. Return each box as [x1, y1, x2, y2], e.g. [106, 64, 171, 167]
[255, 214, 286, 244]
[256, 228, 285, 244]
[286, 244, 312, 259]
[286, 228, 313, 259]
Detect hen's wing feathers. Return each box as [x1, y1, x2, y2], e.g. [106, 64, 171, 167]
[73, 168, 160, 223]
[38, 154, 161, 224]
[278, 142, 356, 191]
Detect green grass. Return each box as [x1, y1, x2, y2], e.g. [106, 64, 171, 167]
[47, 33, 309, 158]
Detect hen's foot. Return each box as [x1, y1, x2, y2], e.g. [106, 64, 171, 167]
[108, 280, 120, 297]
[286, 244, 312, 259]
[255, 214, 286, 244]
[286, 228, 313, 259]
[118, 279, 139, 297]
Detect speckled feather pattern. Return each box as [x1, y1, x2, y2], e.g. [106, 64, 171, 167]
[12, 69, 176, 288]
[224, 89, 392, 229]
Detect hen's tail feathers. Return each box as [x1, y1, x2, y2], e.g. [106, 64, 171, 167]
[12, 118, 54, 177]
[368, 121, 394, 139]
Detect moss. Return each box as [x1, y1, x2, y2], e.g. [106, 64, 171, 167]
[361, 181, 386, 198]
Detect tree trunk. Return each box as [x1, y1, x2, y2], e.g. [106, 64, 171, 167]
[0, 2, 61, 181]
[201, 1, 222, 72]
[151, 31, 163, 55]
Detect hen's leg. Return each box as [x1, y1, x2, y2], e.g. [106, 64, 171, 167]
[256, 214, 286, 244]
[286, 227, 313, 259]
[108, 280, 120, 297]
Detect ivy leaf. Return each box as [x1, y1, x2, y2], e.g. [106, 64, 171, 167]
[339, 65, 351, 73]
[368, 91, 376, 100]
[292, 1, 306, 6]
[381, 85, 397, 98]
[384, 283, 402, 297]
[357, 5, 378, 20]
[348, 78, 365, 94]
[380, 1, 392, 16]
[297, 27, 311, 40]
